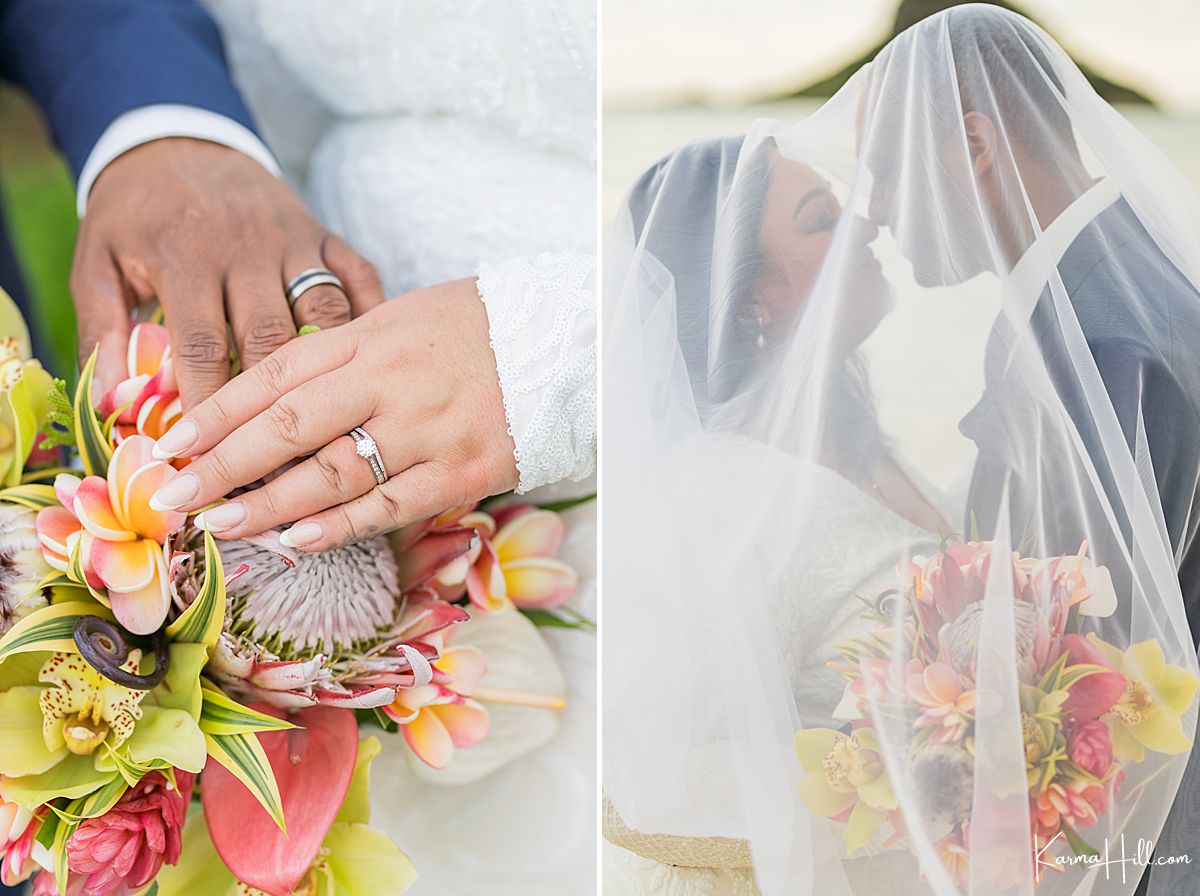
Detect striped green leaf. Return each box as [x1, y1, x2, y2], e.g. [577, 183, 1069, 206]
[52, 807, 76, 896]
[166, 530, 225, 652]
[0, 483, 57, 509]
[204, 730, 287, 832]
[199, 681, 296, 737]
[64, 773, 129, 821]
[20, 466, 76, 484]
[73, 347, 113, 477]
[0, 601, 111, 663]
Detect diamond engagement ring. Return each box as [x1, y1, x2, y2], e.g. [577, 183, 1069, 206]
[286, 267, 345, 309]
[350, 427, 387, 485]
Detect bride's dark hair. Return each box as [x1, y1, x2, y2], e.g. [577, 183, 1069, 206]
[624, 134, 885, 480]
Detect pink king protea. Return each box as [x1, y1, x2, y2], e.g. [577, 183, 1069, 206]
[65, 771, 194, 896]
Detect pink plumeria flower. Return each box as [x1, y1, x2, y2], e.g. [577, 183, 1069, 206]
[384, 640, 490, 769]
[35, 435, 185, 633]
[98, 324, 185, 464]
[906, 661, 975, 744]
[434, 505, 578, 613]
[0, 796, 48, 886]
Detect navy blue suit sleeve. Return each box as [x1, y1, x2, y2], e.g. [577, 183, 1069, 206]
[0, 0, 258, 181]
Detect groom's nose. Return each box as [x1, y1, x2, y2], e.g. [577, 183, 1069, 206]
[851, 213, 879, 246]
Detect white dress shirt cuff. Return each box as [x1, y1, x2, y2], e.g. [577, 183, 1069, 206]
[76, 105, 281, 217]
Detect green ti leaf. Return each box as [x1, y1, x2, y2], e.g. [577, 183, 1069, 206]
[73, 347, 113, 477]
[198, 681, 297, 737]
[203, 730, 287, 833]
[0, 482, 57, 509]
[0, 601, 112, 663]
[166, 530, 225, 654]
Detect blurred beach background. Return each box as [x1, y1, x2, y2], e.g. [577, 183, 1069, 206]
[603, 0, 1200, 501]
[604, 0, 1200, 218]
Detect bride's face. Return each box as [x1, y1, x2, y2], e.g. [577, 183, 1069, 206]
[755, 157, 892, 353]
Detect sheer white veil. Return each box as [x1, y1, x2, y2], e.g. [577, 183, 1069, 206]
[604, 6, 1200, 895]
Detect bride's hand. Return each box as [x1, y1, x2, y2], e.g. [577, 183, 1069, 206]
[147, 279, 518, 551]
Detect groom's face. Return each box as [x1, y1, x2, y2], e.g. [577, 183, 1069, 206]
[859, 88, 996, 287]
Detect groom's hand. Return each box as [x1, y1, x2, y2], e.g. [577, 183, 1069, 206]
[71, 138, 386, 407]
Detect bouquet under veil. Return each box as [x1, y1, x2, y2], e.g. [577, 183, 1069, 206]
[604, 5, 1200, 895]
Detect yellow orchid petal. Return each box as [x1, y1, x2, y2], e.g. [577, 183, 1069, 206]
[1124, 640, 1168, 686]
[1151, 664, 1200, 717]
[0, 686, 67, 776]
[857, 774, 897, 811]
[844, 800, 887, 854]
[795, 728, 843, 773]
[797, 772, 856, 818]
[1103, 716, 1143, 761]
[1132, 706, 1192, 755]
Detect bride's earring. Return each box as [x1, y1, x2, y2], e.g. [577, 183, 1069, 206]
[755, 310, 766, 350]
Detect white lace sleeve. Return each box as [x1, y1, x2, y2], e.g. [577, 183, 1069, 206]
[477, 252, 597, 494]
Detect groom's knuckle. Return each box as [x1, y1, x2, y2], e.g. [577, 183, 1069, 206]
[299, 288, 351, 326]
[243, 315, 294, 358]
[177, 332, 229, 372]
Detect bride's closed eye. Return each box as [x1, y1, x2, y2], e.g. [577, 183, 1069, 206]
[793, 187, 840, 233]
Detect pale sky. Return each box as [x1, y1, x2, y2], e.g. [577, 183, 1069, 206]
[604, 0, 1200, 113]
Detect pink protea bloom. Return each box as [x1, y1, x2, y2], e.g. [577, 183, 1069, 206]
[906, 661, 975, 744]
[65, 770, 194, 896]
[34, 436, 185, 634]
[1066, 719, 1114, 778]
[431, 504, 578, 613]
[1, 796, 46, 886]
[97, 324, 185, 461]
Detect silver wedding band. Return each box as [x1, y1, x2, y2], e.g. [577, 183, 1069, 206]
[286, 267, 345, 309]
[350, 427, 388, 485]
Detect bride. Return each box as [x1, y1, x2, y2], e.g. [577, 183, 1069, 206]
[604, 7, 1200, 896]
[148, 2, 596, 894]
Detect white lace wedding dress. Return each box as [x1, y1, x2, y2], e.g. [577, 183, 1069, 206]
[604, 435, 940, 896]
[202, 2, 597, 893]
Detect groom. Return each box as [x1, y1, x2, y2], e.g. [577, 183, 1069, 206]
[867, 8, 1200, 894]
[0, 0, 383, 408]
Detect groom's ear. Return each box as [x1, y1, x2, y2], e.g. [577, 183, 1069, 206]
[962, 111, 997, 178]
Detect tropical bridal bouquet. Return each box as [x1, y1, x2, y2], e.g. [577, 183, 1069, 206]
[796, 538, 1200, 888]
[0, 293, 587, 895]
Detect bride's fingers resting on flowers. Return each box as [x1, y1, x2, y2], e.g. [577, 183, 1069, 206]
[146, 278, 519, 550]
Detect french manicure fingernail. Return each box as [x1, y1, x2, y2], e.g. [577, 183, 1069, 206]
[149, 472, 200, 511]
[194, 502, 246, 533]
[153, 420, 199, 460]
[279, 522, 324, 548]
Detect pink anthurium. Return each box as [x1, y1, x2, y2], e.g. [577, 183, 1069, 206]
[202, 705, 359, 896]
[34, 435, 184, 633]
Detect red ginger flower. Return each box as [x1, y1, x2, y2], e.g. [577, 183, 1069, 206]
[66, 771, 194, 896]
[1066, 718, 1114, 778]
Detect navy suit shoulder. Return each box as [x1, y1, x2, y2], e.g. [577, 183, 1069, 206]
[0, 0, 259, 180]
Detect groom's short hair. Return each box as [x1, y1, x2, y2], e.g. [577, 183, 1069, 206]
[946, 6, 1079, 161]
